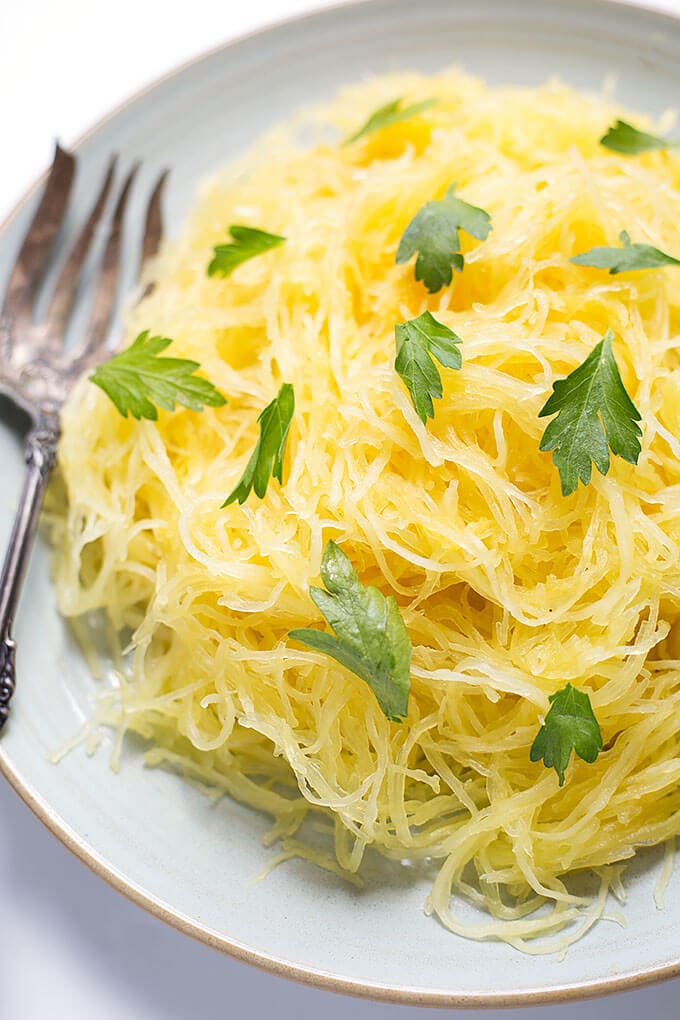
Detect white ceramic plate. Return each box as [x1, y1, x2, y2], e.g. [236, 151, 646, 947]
[2, 0, 680, 1007]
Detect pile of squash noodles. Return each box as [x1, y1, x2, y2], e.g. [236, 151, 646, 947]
[51, 70, 680, 953]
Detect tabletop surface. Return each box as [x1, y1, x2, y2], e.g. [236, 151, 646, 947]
[2, 1, 680, 1016]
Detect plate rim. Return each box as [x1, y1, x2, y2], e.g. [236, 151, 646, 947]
[3, 0, 680, 1006]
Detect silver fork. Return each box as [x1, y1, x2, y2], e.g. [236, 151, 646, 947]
[0, 143, 167, 732]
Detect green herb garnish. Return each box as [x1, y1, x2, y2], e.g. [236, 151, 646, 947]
[90, 331, 226, 421]
[290, 540, 412, 722]
[571, 230, 680, 274]
[395, 311, 462, 423]
[208, 225, 285, 278]
[396, 183, 492, 293]
[344, 97, 436, 145]
[538, 329, 642, 497]
[600, 119, 672, 155]
[530, 683, 603, 786]
[223, 383, 295, 505]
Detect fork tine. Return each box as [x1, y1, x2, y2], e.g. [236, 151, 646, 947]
[74, 163, 139, 361]
[141, 169, 168, 271]
[136, 169, 168, 301]
[44, 155, 117, 343]
[1, 143, 76, 324]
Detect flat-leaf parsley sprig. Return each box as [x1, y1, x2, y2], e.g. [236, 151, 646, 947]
[538, 329, 642, 497]
[90, 331, 226, 421]
[208, 225, 285, 278]
[290, 540, 412, 722]
[395, 311, 462, 424]
[396, 183, 492, 293]
[530, 684, 603, 786]
[600, 119, 676, 155]
[571, 230, 680, 274]
[223, 383, 295, 506]
[344, 97, 436, 145]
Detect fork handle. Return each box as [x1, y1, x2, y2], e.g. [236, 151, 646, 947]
[0, 418, 60, 731]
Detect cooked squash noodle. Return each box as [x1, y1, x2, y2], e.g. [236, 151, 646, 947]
[51, 71, 680, 952]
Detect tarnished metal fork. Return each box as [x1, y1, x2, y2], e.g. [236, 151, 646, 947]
[0, 143, 167, 731]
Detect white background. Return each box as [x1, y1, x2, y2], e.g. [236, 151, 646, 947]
[2, 1, 680, 1017]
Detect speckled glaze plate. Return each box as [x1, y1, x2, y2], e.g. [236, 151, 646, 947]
[2, 0, 680, 1007]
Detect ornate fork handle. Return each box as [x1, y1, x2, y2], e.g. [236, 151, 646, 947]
[0, 146, 166, 734]
[0, 417, 60, 730]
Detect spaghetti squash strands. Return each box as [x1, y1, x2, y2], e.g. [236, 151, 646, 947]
[51, 71, 680, 952]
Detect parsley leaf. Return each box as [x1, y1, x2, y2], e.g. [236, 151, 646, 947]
[396, 183, 492, 293]
[289, 540, 412, 722]
[222, 383, 295, 505]
[600, 119, 672, 154]
[395, 311, 462, 423]
[344, 97, 436, 145]
[571, 230, 680, 274]
[90, 331, 226, 421]
[208, 225, 285, 278]
[538, 330, 642, 497]
[530, 683, 603, 786]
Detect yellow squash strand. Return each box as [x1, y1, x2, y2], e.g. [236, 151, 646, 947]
[50, 71, 680, 952]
